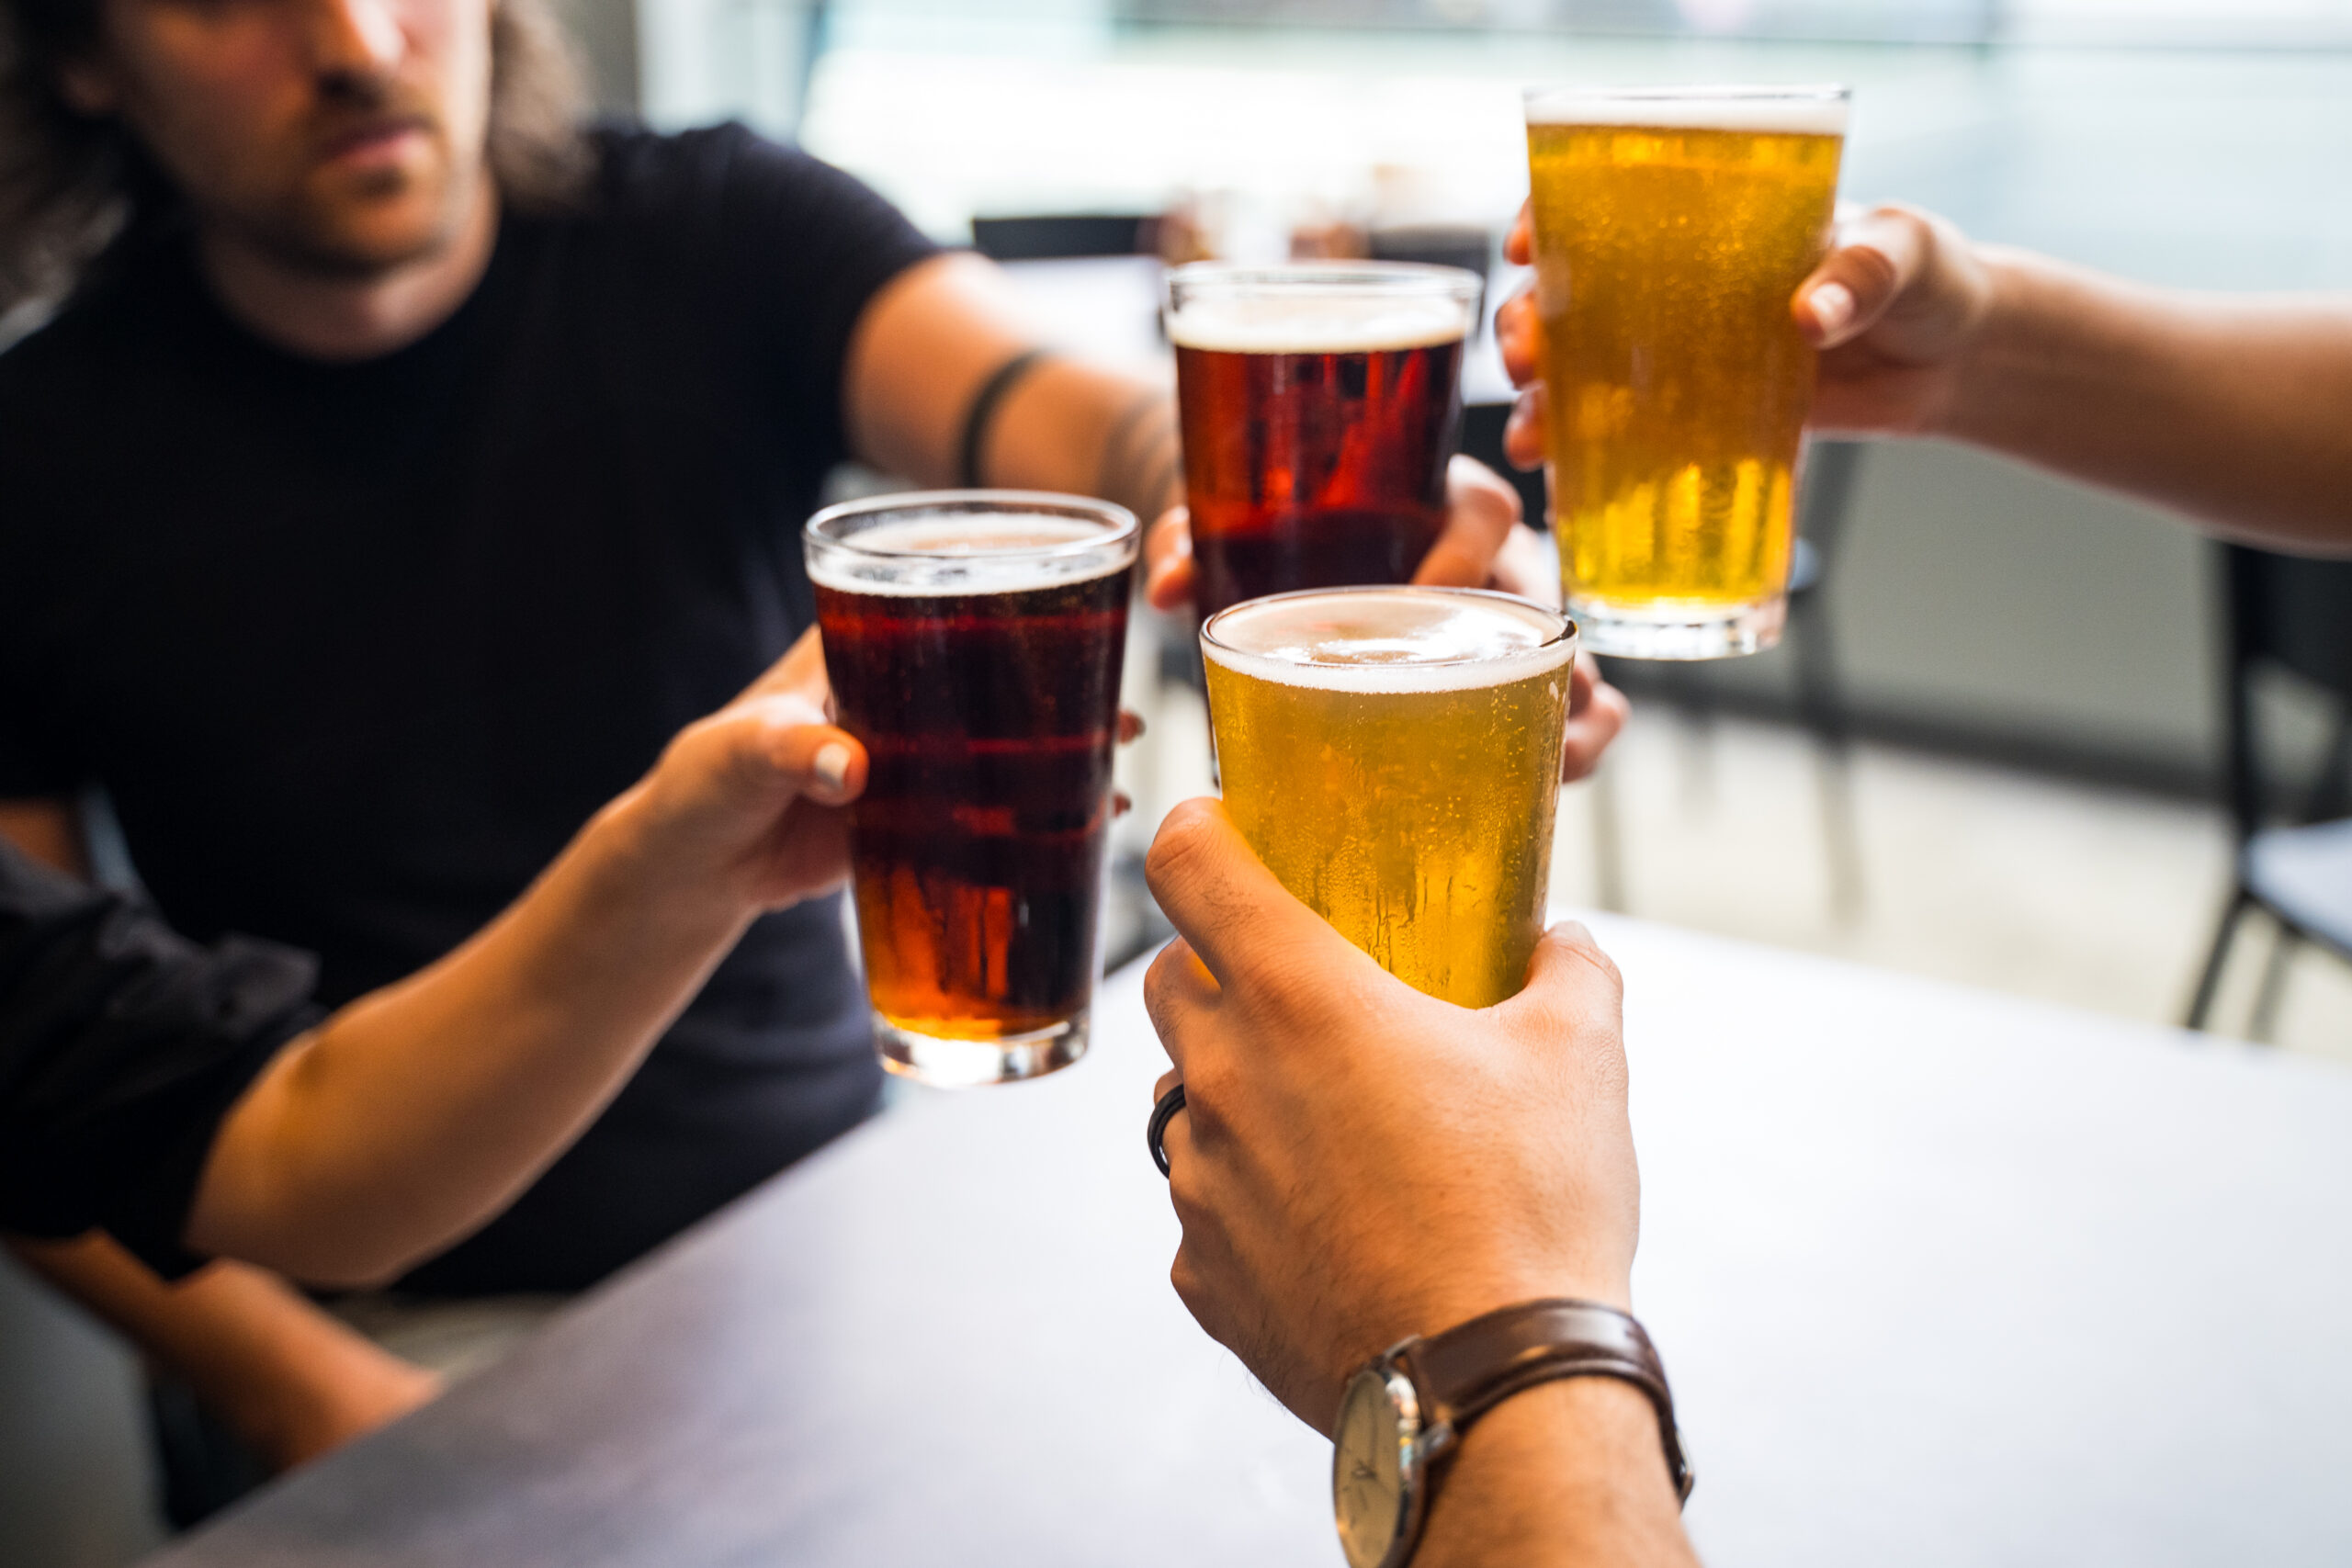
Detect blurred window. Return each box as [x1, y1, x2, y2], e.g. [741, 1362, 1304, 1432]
[1112, 0, 2352, 44]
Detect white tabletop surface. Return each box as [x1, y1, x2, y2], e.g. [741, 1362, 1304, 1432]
[150, 913, 2352, 1566]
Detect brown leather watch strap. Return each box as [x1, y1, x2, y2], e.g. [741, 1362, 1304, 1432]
[1397, 1298, 1693, 1504]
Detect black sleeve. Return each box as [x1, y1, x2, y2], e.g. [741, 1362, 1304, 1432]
[0, 497, 90, 801]
[0, 708, 81, 798]
[0, 840, 321, 1278]
[708, 126, 942, 463]
[0, 692, 87, 797]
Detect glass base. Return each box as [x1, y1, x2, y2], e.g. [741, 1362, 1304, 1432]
[875, 1010, 1090, 1088]
[1568, 592, 1785, 660]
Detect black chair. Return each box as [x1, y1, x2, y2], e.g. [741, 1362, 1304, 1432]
[970, 214, 1155, 263]
[2184, 545, 2352, 1038]
[1370, 222, 1492, 328]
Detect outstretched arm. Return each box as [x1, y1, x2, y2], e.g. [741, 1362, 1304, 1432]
[185, 628, 865, 1284]
[1798, 209, 2352, 553]
[1498, 202, 2352, 555]
[2, 631, 865, 1470]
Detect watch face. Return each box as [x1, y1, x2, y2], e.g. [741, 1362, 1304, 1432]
[1333, 1368, 1409, 1568]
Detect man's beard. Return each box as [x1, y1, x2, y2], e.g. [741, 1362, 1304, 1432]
[232, 162, 474, 281]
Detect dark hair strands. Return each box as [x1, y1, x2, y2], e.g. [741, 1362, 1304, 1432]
[0, 0, 594, 321]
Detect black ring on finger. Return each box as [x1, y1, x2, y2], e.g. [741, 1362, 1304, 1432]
[1147, 1083, 1187, 1179]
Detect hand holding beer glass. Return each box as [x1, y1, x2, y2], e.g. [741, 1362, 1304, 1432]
[1202, 587, 1577, 1008]
[1522, 85, 1849, 658]
[806, 492, 1137, 1086]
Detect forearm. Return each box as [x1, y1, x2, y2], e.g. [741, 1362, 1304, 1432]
[1942, 249, 2352, 551]
[989, 359, 1183, 525]
[8, 1235, 436, 1468]
[1418, 1379, 1699, 1568]
[191, 787, 751, 1283]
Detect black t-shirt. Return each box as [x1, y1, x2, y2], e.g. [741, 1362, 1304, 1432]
[0, 125, 938, 1292]
[0, 839, 319, 1279]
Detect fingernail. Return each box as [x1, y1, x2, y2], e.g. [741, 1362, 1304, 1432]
[813, 741, 852, 794]
[1809, 281, 1854, 337]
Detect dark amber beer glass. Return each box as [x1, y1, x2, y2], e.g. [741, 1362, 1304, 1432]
[805, 491, 1139, 1086]
[1525, 85, 1849, 659]
[1168, 264, 1483, 619]
[1203, 587, 1577, 1008]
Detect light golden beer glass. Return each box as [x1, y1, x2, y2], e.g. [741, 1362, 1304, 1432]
[1524, 85, 1849, 659]
[1202, 587, 1577, 1008]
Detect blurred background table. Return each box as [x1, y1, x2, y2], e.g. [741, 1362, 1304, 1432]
[145, 916, 2352, 1568]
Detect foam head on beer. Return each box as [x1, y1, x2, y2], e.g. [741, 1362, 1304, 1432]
[804, 514, 1131, 597]
[1165, 289, 1475, 357]
[1522, 84, 1850, 135]
[1203, 587, 1574, 685]
[1202, 588, 1576, 1009]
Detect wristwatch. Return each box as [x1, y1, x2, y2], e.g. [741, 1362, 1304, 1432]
[1330, 1298, 1693, 1568]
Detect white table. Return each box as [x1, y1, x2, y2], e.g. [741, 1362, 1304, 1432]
[150, 916, 2352, 1566]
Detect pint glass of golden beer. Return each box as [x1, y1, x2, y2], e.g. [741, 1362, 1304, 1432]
[1167, 264, 1483, 620]
[806, 491, 1139, 1086]
[1202, 587, 1577, 1008]
[1524, 85, 1849, 659]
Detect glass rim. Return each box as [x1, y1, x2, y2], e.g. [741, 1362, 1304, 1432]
[1522, 82, 1849, 106]
[803, 489, 1140, 561]
[1165, 259, 1485, 307]
[1200, 585, 1577, 671]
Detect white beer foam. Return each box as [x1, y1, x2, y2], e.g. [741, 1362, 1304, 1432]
[1525, 86, 1849, 137]
[1204, 589, 1575, 694]
[808, 515, 1133, 597]
[1168, 293, 1473, 355]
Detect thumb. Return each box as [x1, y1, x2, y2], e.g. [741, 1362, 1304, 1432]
[1145, 506, 1197, 613]
[686, 694, 866, 814]
[1495, 919, 1624, 1043]
[1413, 456, 1521, 590]
[1503, 198, 1532, 266]
[1145, 797, 1367, 996]
[1793, 203, 1936, 349]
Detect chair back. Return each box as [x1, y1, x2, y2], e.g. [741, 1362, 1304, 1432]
[970, 215, 1152, 262]
[2218, 544, 2352, 839]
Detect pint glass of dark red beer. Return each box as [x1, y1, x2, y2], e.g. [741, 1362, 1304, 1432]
[1167, 262, 1483, 619]
[805, 491, 1139, 1087]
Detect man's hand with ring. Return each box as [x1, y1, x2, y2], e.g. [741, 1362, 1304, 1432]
[1140, 798, 1642, 1433]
